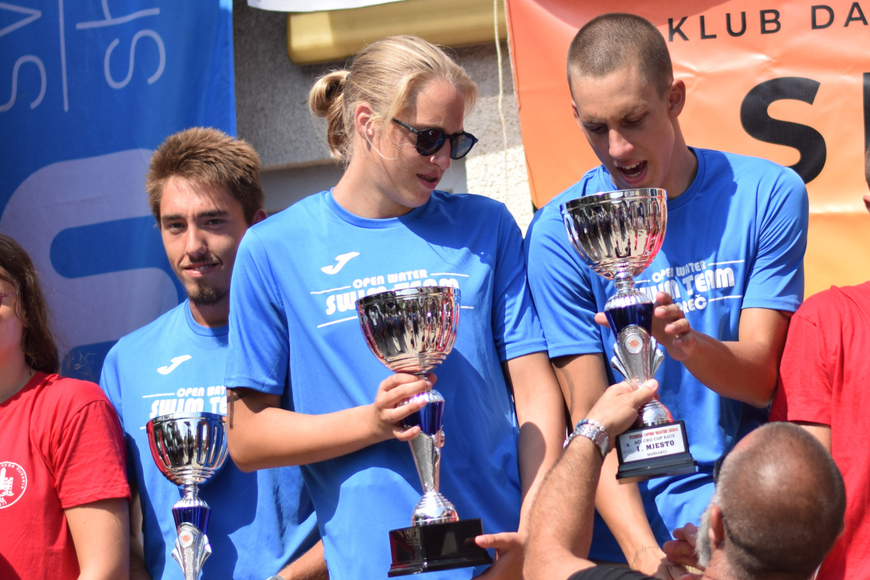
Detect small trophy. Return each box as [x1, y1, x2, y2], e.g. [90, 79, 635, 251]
[561, 188, 696, 482]
[357, 287, 493, 577]
[147, 412, 229, 580]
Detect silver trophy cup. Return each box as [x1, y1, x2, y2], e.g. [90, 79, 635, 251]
[561, 188, 695, 481]
[147, 412, 229, 580]
[357, 287, 491, 576]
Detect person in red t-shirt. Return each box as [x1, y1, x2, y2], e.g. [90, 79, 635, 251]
[0, 233, 130, 579]
[769, 146, 870, 579]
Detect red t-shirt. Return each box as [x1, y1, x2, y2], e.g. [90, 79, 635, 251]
[771, 282, 870, 579]
[0, 372, 130, 579]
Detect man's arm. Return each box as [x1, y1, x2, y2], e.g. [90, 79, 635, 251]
[471, 352, 565, 580]
[273, 540, 328, 580]
[225, 373, 432, 471]
[524, 381, 658, 580]
[553, 354, 679, 577]
[66, 497, 130, 580]
[642, 296, 791, 407]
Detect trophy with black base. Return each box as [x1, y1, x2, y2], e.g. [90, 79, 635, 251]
[357, 287, 493, 577]
[561, 188, 696, 482]
[147, 412, 229, 580]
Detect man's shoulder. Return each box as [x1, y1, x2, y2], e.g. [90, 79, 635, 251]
[696, 147, 804, 186]
[109, 302, 188, 356]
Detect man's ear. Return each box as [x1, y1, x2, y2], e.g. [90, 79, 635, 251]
[570, 99, 582, 128]
[667, 79, 686, 119]
[708, 504, 726, 549]
[252, 208, 267, 225]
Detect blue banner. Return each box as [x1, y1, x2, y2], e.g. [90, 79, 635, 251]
[0, 0, 235, 379]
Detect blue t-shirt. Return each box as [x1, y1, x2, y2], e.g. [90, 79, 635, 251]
[226, 189, 547, 580]
[100, 302, 319, 580]
[524, 148, 808, 560]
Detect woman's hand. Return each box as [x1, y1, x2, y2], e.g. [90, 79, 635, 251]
[370, 372, 435, 442]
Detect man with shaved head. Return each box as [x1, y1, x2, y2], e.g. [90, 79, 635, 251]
[524, 12, 810, 574]
[523, 388, 846, 580]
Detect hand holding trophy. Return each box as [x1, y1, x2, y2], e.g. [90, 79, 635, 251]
[357, 287, 493, 576]
[147, 412, 229, 580]
[561, 188, 696, 482]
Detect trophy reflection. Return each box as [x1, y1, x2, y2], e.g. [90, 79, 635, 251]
[357, 287, 492, 576]
[561, 188, 696, 482]
[147, 412, 229, 580]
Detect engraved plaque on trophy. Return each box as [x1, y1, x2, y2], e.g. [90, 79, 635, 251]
[561, 188, 696, 482]
[357, 287, 493, 577]
[147, 412, 229, 580]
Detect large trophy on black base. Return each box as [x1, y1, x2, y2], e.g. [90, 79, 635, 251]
[357, 287, 492, 577]
[147, 412, 229, 580]
[561, 188, 696, 482]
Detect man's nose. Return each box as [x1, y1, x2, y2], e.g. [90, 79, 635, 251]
[608, 129, 633, 159]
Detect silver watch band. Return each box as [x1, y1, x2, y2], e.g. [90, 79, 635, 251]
[564, 419, 610, 457]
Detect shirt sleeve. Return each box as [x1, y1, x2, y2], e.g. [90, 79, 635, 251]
[98, 344, 124, 430]
[491, 204, 547, 361]
[225, 228, 290, 395]
[524, 202, 606, 360]
[743, 166, 808, 313]
[53, 389, 131, 509]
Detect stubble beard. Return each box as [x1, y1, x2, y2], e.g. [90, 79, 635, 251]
[187, 280, 226, 306]
[696, 503, 713, 568]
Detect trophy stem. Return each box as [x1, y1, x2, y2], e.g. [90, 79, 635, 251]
[171, 493, 213, 580]
[408, 431, 459, 525]
[613, 274, 635, 293]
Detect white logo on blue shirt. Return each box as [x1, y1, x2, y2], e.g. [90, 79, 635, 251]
[321, 252, 360, 275]
[157, 355, 192, 375]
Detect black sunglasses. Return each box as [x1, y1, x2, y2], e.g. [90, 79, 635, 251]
[392, 119, 478, 160]
[712, 447, 732, 484]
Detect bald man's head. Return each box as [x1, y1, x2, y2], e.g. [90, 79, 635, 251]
[709, 423, 845, 579]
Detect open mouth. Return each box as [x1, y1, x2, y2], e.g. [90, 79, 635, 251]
[617, 161, 646, 180]
[418, 174, 439, 184]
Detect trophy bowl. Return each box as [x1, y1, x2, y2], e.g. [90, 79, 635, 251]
[357, 287, 460, 377]
[147, 412, 228, 486]
[562, 188, 667, 282]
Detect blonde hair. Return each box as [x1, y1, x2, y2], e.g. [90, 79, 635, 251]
[309, 35, 478, 160]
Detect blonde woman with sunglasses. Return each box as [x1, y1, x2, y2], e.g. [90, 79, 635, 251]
[223, 35, 564, 580]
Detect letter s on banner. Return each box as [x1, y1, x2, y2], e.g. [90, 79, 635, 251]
[0, 150, 180, 377]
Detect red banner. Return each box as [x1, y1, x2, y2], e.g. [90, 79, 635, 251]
[506, 0, 870, 295]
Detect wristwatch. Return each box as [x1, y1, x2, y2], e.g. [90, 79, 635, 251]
[563, 419, 610, 457]
[265, 575, 285, 580]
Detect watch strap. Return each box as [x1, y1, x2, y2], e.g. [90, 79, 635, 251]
[564, 419, 610, 457]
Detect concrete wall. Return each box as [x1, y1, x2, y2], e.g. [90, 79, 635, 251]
[232, 0, 535, 231]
